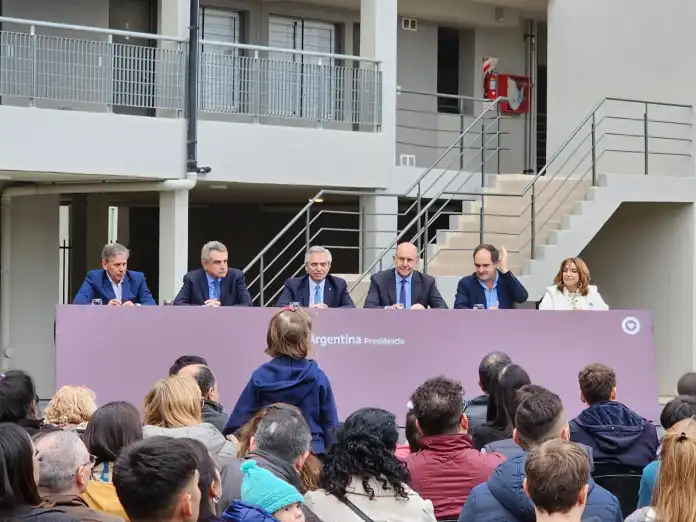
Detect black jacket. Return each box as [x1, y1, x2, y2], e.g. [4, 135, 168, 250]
[363, 269, 447, 309]
[466, 395, 488, 433]
[202, 400, 229, 434]
[0, 507, 80, 522]
[482, 437, 596, 472]
[173, 268, 251, 306]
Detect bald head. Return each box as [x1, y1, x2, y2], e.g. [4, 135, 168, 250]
[394, 242, 418, 278]
[177, 364, 204, 379]
[34, 430, 91, 495]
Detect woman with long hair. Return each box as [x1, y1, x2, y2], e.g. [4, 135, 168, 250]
[180, 438, 223, 522]
[0, 423, 78, 521]
[627, 417, 696, 522]
[539, 258, 608, 310]
[142, 376, 237, 460]
[0, 371, 44, 435]
[43, 386, 97, 432]
[473, 364, 531, 450]
[305, 408, 435, 522]
[81, 401, 142, 519]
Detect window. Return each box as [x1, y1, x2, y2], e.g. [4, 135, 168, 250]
[199, 8, 241, 112]
[266, 16, 338, 119]
[437, 27, 460, 114]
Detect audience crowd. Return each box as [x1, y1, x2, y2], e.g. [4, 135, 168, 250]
[0, 303, 690, 522]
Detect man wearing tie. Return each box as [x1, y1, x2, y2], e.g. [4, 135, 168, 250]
[173, 241, 252, 307]
[275, 246, 355, 308]
[363, 242, 448, 309]
[73, 243, 156, 306]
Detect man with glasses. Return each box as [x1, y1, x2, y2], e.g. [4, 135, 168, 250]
[33, 430, 123, 522]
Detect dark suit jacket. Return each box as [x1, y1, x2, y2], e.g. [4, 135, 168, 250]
[73, 269, 156, 305]
[453, 270, 528, 309]
[173, 268, 252, 306]
[363, 269, 448, 309]
[275, 274, 355, 308]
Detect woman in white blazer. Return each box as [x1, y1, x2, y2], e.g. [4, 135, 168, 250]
[538, 257, 609, 310]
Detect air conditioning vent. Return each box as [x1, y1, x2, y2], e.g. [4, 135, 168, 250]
[401, 17, 417, 31]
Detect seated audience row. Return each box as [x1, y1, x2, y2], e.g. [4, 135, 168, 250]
[72, 241, 608, 310]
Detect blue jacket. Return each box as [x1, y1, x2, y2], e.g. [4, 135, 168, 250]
[223, 356, 339, 455]
[454, 271, 528, 309]
[221, 501, 276, 522]
[482, 438, 596, 472]
[570, 401, 659, 469]
[276, 274, 355, 308]
[637, 460, 659, 508]
[459, 453, 622, 522]
[73, 269, 156, 305]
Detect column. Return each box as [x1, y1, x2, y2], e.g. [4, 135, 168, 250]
[360, 194, 399, 274]
[360, 0, 398, 155]
[157, 0, 190, 117]
[159, 190, 189, 304]
[86, 195, 109, 270]
[158, 0, 189, 38]
[69, 196, 87, 298]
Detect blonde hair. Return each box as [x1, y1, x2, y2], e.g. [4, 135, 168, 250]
[143, 376, 202, 428]
[265, 308, 312, 359]
[43, 386, 97, 427]
[652, 417, 696, 522]
[553, 257, 591, 296]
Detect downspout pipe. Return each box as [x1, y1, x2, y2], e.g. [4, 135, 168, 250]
[0, 172, 198, 370]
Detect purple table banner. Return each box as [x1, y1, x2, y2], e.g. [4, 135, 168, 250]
[55, 307, 658, 423]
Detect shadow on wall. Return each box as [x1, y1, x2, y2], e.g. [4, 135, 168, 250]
[580, 202, 695, 396]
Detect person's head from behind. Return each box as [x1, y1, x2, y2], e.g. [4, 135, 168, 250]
[241, 460, 305, 522]
[321, 408, 410, 500]
[514, 386, 569, 450]
[143, 376, 202, 428]
[179, 438, 221, 522]
[265, 308, 312, 360]
[0, 371, 38, 423]
[676, 372, 696, 397]
[237, 403, 303, 458]
[43, 386, 97, 428]
[83, 401, 142, 467]
[660, 395, 696, 430]
[523, 439, 590, 518]
[189, 366, 219, 404]
[33, 430, 95, 496]
[578, 363, 616, 405]
[251, 409, 312, 472]
[478, 351, 513, 394]
[113, 436, 201, 522]
[652, 418, 696, 519]
[489, 364, 531, 432]
[169, 356, 208, 377]
[404, 408, 421, 453]
[0, 423, 42, 509]
[411, 376, 467, 437]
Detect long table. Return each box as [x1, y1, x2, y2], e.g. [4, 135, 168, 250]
[55, 307, 659, 422]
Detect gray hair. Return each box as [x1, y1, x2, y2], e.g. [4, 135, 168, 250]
[101, 243, 129, 261]
[304, 246, 332, 264]
[35, 430, 89, 493]
[201, 241, 227, 262]
[255, 410, 311, 464]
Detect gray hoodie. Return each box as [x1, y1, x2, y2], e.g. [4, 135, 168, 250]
[142, 423, 237, 460]
[625, 507, 657, 522]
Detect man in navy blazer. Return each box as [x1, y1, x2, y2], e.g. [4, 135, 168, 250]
[364, 242, 448, 309]
[173, 241, 252, 307]
[276, 246, 355, 308]
[454, 244, 528, 309]
[73, 243, 155, 306]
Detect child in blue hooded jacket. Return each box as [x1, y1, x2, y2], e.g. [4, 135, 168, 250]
[223, 307, 338, 455]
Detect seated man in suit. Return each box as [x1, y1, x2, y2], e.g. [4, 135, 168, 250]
[173, 241, 252, 307]
[276, 246, 355, 308]
[73, 243, 156, 306]
[454, 244, 528, 309]
[364, 242, 448, 309]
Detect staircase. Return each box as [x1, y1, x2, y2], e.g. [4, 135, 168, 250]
[245, 97, 693, 307]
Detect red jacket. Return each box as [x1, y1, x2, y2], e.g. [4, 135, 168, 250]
[406, 433, 505, 519]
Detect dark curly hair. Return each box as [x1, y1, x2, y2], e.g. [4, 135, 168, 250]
[320, 408, 410, 500]
[412, 376, 464, 436]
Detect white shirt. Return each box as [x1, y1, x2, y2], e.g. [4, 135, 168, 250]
[538, 285, 609, 310]
[109, 276, 123, 302]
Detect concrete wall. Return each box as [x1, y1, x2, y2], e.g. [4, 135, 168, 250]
[580, 203, 696, 396]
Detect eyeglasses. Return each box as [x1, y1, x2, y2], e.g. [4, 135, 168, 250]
[83, 454, 97, 468]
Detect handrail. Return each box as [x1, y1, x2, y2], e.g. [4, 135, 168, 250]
[396, 87, 490, 103]
[199, 38, 381, 64]
[0, 15, 186, 42]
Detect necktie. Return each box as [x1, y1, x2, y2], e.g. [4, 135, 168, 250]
[399, 279, 407, 307]
[314, 285, 321, 306]
[215, 279, 221, 300]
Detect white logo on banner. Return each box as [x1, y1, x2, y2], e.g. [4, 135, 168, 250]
[311, 335, 405, 348]
[621, 317, 641, 336]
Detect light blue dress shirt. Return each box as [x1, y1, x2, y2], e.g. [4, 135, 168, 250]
[206, 273, 221, 300]
[395, 271, 413, 309]
[478, 271, 499, 308]
[309, 279, 326, 306]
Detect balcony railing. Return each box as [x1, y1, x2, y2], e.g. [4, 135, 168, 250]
[0, 16, 383, 129]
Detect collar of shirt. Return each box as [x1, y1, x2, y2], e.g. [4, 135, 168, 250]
[108, 276, 123, 289]
[205, 273, 219, 285]
[478, 271, 499, 289]
[310, 278, 326, 292]
[395, 271, 413, 284]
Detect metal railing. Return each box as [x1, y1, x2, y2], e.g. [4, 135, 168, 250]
[0, 16, 186, 112]
[242, 96, 507, 306]
[356, 97, 693, 281]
